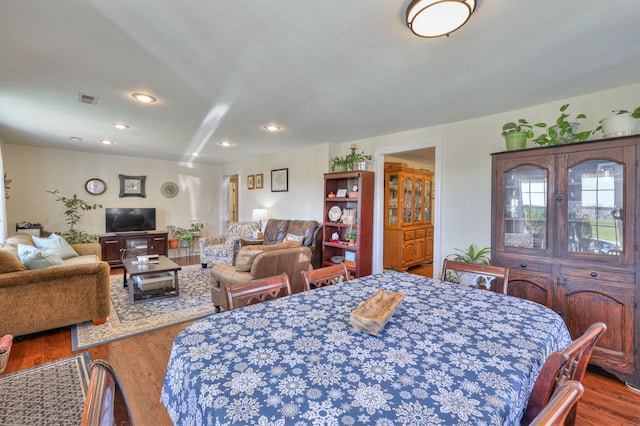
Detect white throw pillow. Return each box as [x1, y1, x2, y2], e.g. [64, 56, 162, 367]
[32, 233, 78, 259]
[18, 244, 64, 269]
[283, 233, 304, 244]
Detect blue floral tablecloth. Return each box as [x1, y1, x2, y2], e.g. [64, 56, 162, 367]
[161, 272, 571, 425]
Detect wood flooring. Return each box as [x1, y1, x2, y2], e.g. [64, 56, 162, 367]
[2, 256, 639, 425]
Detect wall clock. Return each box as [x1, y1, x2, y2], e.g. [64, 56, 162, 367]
[119, 174, 146, 198]
[84, 178, 106, 195]
[161, 181, 179, 198]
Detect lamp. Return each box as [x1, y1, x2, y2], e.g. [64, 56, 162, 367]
[406, 0, 475, 38]
[252, 208, 268, 232]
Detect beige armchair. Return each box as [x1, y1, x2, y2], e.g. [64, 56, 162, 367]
[199, 221, 259, 268]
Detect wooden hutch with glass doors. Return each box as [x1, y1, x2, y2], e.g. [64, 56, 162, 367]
[383, 163, 434, 272]
[491, 135, 640, 389]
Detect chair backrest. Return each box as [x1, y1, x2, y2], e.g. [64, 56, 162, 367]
[226, 221, 259, 240]
[301, 264, 350, 291]
[441, 259, 510, 294]
[529, 381, 585, 426]
[81, 359, 133, 426]
[522, 322, 607, 426]
[225, 273, 292, 310]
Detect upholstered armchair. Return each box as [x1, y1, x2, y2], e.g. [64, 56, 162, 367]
[199, 221, 259, 268]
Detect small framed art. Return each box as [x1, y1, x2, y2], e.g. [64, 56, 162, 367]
[248, 175, 255, 190]
[256, 173, 264, 189]
[336, 189, 348, 198]
[271, 168, 288, 192]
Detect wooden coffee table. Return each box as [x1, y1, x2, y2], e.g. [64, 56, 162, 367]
[122, 256, 182, 304]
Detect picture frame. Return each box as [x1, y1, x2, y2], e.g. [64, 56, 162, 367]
[336, 189, 348, 198]
[247, 175, 255, 190]
[118, 174, 146, 198]
[271, 168, 288, 192]
[256, 173, 264, 189]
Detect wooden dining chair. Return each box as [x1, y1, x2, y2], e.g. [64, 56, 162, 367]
[225, 273, 292, 310]
[528, 381, 585, 426]
[441, 259, 510, 294]
[522, 322, 607, 426]
[301, 263, 350, 291]
[81, 359, 133, 426]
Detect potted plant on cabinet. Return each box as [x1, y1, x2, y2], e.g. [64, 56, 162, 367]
[501, 119, 534, 150]
[594, 107, 640, 138]
[532, 104, 592, 146]
[345, 231, 357, 245]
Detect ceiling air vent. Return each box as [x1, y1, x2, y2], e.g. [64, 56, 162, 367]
[78, 92, 98, 105]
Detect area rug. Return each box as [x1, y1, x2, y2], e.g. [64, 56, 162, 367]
[0, 352, 91, 426]
[72, 265, 217, 350]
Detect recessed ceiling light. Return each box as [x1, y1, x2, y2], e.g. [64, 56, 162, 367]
[113, 123, 129, 130]
[131, 92, 158, 103]
[191, 152, 200, 157]
[100, 139, 115, 145]
[264, 124, 281, 132]
[217, 141, 233, 147]
[69, 136, 83, 142]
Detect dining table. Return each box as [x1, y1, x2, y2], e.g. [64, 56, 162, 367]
[161, 271, 572, 425]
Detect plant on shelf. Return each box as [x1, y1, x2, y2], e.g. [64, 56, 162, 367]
[189, 221, 205, 232]
[593, 106, 640, 137]
[501, 119, 534, 150]
[532, 104, 592, 146]
[447, 244, 491, 265]
[331, 145, 373, 172]
[46, 189, 102, 243]
[345, 231, 357, 244]
[179, 229, 195, 248]
[165, 225, 184, 248]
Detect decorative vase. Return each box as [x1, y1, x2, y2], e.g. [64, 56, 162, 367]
[168, 239, 179, 249]
[599, 114, 637, 138]
[505, 132, 527, 150]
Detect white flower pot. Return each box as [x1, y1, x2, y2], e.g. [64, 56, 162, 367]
[600, 113, 637, 138]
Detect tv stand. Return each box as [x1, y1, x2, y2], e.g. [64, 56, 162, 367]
[99, 231, 168, 267]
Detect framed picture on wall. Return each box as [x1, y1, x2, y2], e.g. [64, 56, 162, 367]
[271, 168, 288, 192]
[256, 173, 264, 189]
[247, 175, 255, 190]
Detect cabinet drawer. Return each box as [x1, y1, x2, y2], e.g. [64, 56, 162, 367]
[496, 259, 552, 274]
[425, 227, 434, 237]
[404, 230, 416, 240]
[560, 266, 634, 285]
[415, 228, 426, 238]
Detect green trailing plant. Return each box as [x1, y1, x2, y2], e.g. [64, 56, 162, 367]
[165, 225, 184, 240]
[593, 106, 640, 134]
[331, 148, 373, 171]
[501, 119, 534, 138]
[532, 104, 592, 146]
[47, 189, 102, 243]
[448, 244, 491, 265]
[189, 221, 206, 231]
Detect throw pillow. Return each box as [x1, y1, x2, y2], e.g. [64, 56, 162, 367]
[283, 233, 304, 244]
[235, 246, 265, 272]
[0, 249, 27, 273]
[17, 244, 64, 270]
[32, 233, 79, 259]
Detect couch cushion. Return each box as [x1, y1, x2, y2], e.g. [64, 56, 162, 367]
[33, 234, 79, 259]
[235, 246, 264, 272]
[18, 244, 64, 270]
[0, 249, 27, 273]
[286, 220, 319, 247]
[4, 234, 35, 246]
[62, 254, 101, 266]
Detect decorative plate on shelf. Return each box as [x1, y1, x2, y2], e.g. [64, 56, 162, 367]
[328, 206, 342, 222]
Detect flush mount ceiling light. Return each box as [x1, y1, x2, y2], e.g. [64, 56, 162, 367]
[131, 92, 158, 103]
[217, 141, 233, 147]
[263, 124, 281, 132]
[100, 139, 115, 145]
[406, 0, 475, 38]
[112, 123, 129, 130]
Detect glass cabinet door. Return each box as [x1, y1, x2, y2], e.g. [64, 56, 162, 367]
[566, 160, 624, 256]
[503, 165, 548, 250]
[403, 177, 413, 224]
[414, 178, 423, 222]
[425, 180, 432, 222]
[387, 174, 399, 225]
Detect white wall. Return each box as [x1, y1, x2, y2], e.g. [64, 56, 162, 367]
[3, 145, 221, 236]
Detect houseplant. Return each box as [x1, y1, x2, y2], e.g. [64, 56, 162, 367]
[532, 104, 592, 146]
[47, 190, 102, 243]
[345, 230, 357, 245]
[447, 244, 490, 265]
[594, 107, 640, 138]
[501, 119, 534, 150]
[179, 229, 195, 247]
[331, 147, 373, 172]
[165, 225, 184, 248]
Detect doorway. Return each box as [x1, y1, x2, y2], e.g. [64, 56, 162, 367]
[228, 175, 238, 223]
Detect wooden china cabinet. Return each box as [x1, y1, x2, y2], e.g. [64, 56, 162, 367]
[383, 163, 434, 272]
[490, 135, 640, 389]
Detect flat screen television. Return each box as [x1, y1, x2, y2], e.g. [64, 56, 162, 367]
[105, 208, 156, 233]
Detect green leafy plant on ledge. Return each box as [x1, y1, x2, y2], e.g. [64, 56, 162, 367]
[447, 244, 491, 265]
[47, 189, 102, 243]
[532, 104, 592, 146]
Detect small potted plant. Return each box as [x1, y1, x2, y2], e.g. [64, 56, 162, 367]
[594, 107, 640, 138]
[330, 156, 350, 172]
[165, 225, 183, 248]
[179, 229, 195, 247]
[345, 231, 357, 245]
[501, 119, 534, 150]
[447, 244, 491, 265]
[532, 104, 592, 146]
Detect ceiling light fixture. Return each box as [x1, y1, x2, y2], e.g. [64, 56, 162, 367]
[406, 0, 475, 38]
[264, 124, 281, 132]
[217, 141, 233, 147]
[113, 123, 129, 130]
[131, 92, 158, 103]
[100, 139, 114, 145]
[69, 136, 83, 142]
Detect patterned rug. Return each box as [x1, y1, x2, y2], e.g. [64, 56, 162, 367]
[72, 265, 217, 350]
[0, 352, 91, 426]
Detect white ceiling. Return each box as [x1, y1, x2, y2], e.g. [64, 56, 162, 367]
[1, 1, 639, 165]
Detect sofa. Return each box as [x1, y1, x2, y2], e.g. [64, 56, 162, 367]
[0, 234, 111, 337]
[210, 242, 311, 312]
[239, 219, 322, 269]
